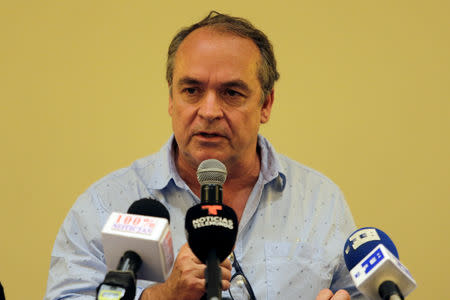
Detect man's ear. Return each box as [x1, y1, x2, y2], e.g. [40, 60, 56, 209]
[168, 85, 173, 116]
[260, 89, 274, 124]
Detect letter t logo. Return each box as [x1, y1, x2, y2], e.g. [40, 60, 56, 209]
[201, 205, 222, 215]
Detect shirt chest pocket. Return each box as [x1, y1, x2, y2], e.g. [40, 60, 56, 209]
[264, 241, 334, 299]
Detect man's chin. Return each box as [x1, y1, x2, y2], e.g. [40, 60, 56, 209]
[195, 153, 228, 164]
[189, 149, 230, 167]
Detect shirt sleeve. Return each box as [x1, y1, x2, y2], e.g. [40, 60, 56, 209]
[328, 190, 369, 300]
[44, 190, 156, 300]
[44, 191, 109, 300]
[330, 253, 368, 299]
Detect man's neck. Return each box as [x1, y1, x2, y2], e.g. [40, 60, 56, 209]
[174, 144, 262, 209]
[222, 151, 261, 192]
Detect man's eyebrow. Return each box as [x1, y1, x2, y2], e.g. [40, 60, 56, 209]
[221, 80, 250, 93]
[176, 77, 251, 93]
[176, 77, 202, 87]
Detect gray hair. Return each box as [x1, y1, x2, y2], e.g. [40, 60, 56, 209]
[166, 11, 280, 103]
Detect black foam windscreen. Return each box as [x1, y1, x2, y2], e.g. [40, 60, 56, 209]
[127, 198, 170, 223]
[185, 203, 238, 263]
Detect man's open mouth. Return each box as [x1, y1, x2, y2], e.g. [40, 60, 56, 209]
[198, 132, 222, 138]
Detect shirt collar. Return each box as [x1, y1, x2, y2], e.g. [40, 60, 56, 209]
[257, 135, 286, 191]
[146, 134, 286, 191]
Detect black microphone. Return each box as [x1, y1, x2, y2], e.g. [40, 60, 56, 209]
[0, 281, 5, 300]
[97, 198, 171, 300]
[185, 159, 238, 300]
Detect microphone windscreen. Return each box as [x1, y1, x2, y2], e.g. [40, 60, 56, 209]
[127, 198, 170, 223]
[197, 159, 227, 186]
[343, 227, 399, 271]
[185, 203, 238, 262]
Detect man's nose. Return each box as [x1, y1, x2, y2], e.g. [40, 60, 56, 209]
[198, 91, 224, 121]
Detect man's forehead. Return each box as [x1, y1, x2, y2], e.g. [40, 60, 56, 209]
[172, 27, 261, 82]
[179, 26, 257, 51]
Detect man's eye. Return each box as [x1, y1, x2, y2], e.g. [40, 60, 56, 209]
[183, 88, 197, 95]
[225, 89, 241, 97]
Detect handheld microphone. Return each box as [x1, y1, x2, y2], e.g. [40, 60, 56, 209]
[343, 227, 416, 300]
[97, 198, 174, 300]
[185, 159, 238, 300]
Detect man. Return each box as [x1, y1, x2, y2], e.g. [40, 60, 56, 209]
[45, 11, 363, 300]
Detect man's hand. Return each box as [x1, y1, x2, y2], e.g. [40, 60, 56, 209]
[316, 289, 350, 300]
[140, 243, 232, 300]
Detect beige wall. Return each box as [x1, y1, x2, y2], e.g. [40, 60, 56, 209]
[1, 1, 449, 299]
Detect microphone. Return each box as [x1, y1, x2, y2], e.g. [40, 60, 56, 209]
[97, 198, 174, 300]
[343, 227, 416, 300]
[0, 281, 5, 300]
[185, 159, 238, 300]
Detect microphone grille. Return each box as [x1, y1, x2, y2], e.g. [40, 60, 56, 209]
[197, 159, 227, 186]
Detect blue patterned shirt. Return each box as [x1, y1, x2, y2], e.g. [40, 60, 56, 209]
[45, 135, 364, 299]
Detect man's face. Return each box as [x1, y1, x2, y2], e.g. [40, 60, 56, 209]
[169, 27, 273, 170]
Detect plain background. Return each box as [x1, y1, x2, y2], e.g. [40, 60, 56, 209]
[1, 1, 449, 299]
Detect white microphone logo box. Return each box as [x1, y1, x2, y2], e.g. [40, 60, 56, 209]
[101, 212, 174, 282]
[350, 244, 416, 299]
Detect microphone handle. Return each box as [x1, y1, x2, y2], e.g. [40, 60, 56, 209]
[201, 183, 223, 300]
[96, 271, 136, 300]
[205, 248, 221, 300]
[117, 250, 142, 274]
[201, 184, 222, 205]
[379, 281, 404, 300]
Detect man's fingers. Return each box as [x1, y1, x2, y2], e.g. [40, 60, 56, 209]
[221, 279, 231, 291]
[220, 258, 232, 278]
[315, 289, 350, 300]
[219, 257, 232, 291]
[332, 289, 350, 300]
[221, 257, 232, 270]
[196, 278, 207, 293]
[316, 289, 334, 300]
[220, 264, 232, 291]
[180, 243, 203, 264]
[182, 243, 234, 292]
[221, 266, 231, 281]
[182, 262, 206, 280]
